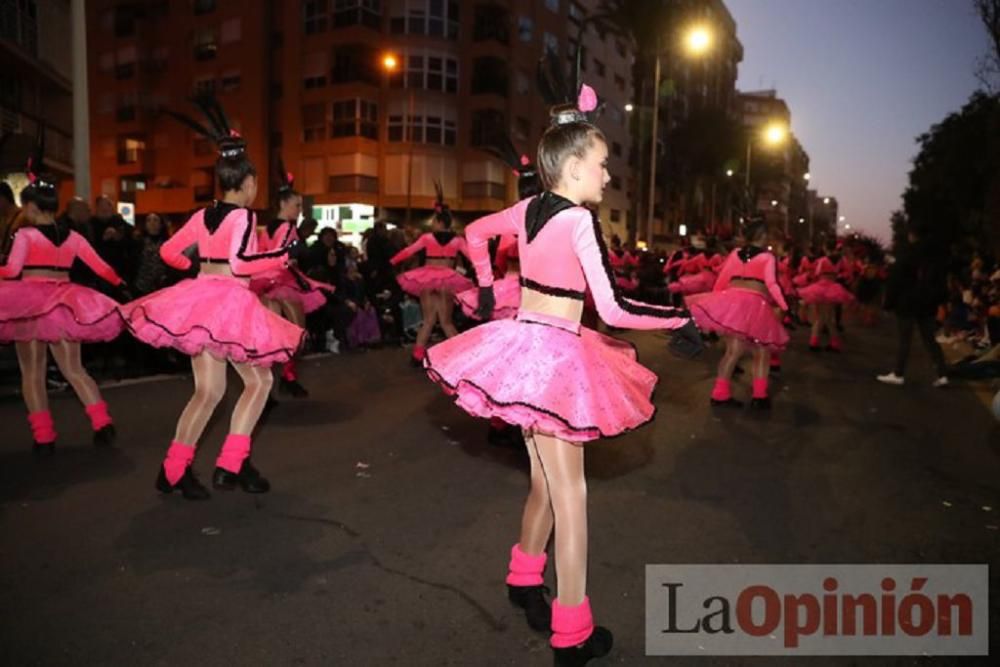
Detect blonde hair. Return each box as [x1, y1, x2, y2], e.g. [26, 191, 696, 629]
[536, 120, 606, 190]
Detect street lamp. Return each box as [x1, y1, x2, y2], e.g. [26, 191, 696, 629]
[624, 103, 634, 113]
[645, 24, 714, 247]
[804, 172, 810, 182]
[383, 52, 415, 227]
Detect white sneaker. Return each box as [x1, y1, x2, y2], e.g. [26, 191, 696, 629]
[932, 376, 949, 388]
[876, 372, 905, 385]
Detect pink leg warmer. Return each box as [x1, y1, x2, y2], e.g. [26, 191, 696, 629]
[84, 400, 113, 431]
[809, 335, 820, 347]
[551, 596, 595, 648]
[505, 543, 547, 587]
[752, 377, 769, 399]
[215, 433, 251, 474]
[281, 360, 297, 382]
[163, 441, 196, 485]
[412, 345, 426, 361]
[27, 410, 57, 445]
[710, 378, 732, 401]
[829, 336, 843, 351]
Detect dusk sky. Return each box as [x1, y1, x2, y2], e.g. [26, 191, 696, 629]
[726, 0, 992, 241]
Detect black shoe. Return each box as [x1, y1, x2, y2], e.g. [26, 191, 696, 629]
[156, 465, 210, 500]
[809, 345, 822, 353]
[553, 626, 614, 666]
[410, 355, 424, 368]
[488, 424, 524, 449]
[93, 424, 117, 447]
[769, 365, 781, 375]
[710, 397, 744, 408]
[825, 344, 841, 353]
[733, 365, 745, 376]
[32, 442, 55, 457]
[279, 378, 309, 398]
[749, 396, 772, 410]
[212, 459, 271, 493]
[508, 584, 552, 633]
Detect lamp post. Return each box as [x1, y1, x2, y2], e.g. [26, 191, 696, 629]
[382, 53, 414, 227]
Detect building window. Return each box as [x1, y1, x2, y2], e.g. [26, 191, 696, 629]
[615, 39, 627, 57]
[473, 3, 509, 44]
[114, 5, 137, 37]
[614, 74, 625, 92]
[471, 57, 508, 97]
[304, 0, 329, 34]
[194, 0, 216, 14]
[543, 32, 558, 56]
[387, 102, 456, 145]
[518, 16, 533, 42]
[388, 50, 458, 93]
[545, 0, 559, 13]
[194, 77, 216, 95]
[117, 92, 138, 123]
[593, 58, 605, 77]
[304, 74, 327, 89]
[332, 45, 379, 85]
[390, 0, 460, 40]
[333, 0, 381, 28]
[221, 71, 241, 92]
[329, 175, 378, 193]
[470, 109, 504, 147]
[194, 28, 217, 61]
[302, 103, 328, 142]
[117, 136, 146, 165]
[513, 116, 530, 143]
[331, 99, 378, 139]
[462, 181, 505, 199]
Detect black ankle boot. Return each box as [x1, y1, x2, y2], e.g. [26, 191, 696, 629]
[507, 584, 551, 633]
[279, 378, 309, 398]
[212, 459, 270, 493]
[710, 397, 744, 408]
[32, 442, 55, 457]
[93, 424, 117, 447]
[552, 626, 614, 666]
[156, 465, 210, 500]
[749, 396, 772, 410]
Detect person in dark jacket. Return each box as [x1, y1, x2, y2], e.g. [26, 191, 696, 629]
[877, 228, 949, 387]
[91, 195, 137, 285]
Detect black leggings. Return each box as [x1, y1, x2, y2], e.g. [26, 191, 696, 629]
[894, 314, 947, 377]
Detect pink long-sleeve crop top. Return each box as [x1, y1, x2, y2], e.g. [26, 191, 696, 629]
[494, 234, 519, 275]
[0, 223, 122, 285]
[464, 192, 690, 331]
[813, 255, 840, 278]
[712, 246, 788, 311]
[159, 202, 288, 276]
[390, 231, 468, 266]
[256, 219, 298, 252]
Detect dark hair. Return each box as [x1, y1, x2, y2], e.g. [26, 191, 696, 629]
[824, 238, 838, 253]
[277, 186, 300, 206]
[537, 121, 606, 190]
[745, 221, 768, 244]
[0, 181, 14, 206]
[20, 177, 59, 213]
[216, 138, 256, 193]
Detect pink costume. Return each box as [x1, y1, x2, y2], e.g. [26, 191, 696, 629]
[390, 231, 474, 297]
[797, 256, 856, 305]
[121, 202, 305, 365]
[248, 219, 334, 313]
[456, 234, 521, 320]
[608, 247, 639, 292]
[424, 193, 691, 443]
[792, 256, 815, 287]
[777, 256, 798, 297]
[686, 246, 790, 351]
[668, 252, 718, 296]
[0, 223, 124, 342]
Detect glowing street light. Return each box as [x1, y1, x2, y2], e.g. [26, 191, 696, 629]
[770, 199, 778, 207]
[764, 123, 787, 146]
[725, 169, 734, 177]
[624, 103, 634, 113]
[382, 53, 399, 72]
[684, 25, 713, 57]
[823, 197, 831, 205]
[804, 172, 811, 181]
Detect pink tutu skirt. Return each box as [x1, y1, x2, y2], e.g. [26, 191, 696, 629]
[798, 278, 855, 305]
[792, 273, 812, 287]
[0, 279, 124, 343]
[121, 274, 305, 365]
[669, 271, 716, 295]
[778, 274, 798, 298]
[397, 265, 474, 297]
[687, 287, 789, 352]
[249, 268, 334, 314]
[424, 311, 658, 442]
[456, 275, 521, 320]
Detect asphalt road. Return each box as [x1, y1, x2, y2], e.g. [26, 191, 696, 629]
[1, 320, 997, 666]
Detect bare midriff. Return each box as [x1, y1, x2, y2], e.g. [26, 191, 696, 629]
[520, 286, 583, 323]
[21, 268, 70, 281]
[199, 263, 246, 282]
[425, 257, 455, 267]
[729, 278, 770, 297]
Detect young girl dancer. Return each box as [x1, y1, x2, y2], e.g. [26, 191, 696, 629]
[798, 240, 855, 352]
[423, 85, 697, 666]
[0, 145, 125, 453]
[250, 164, 334, 397]
[686, 221, 789, 409]
[121, 96, 304, 499]
[389, 183, 473, 366]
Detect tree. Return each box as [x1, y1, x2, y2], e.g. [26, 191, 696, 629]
[974, 0, 1000, 92]
[901, 92, 1000, 252]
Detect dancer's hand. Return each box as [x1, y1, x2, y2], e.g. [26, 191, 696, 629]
[475, 286, 495, 320]
[668, 320, 704, 359]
